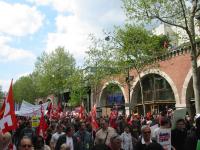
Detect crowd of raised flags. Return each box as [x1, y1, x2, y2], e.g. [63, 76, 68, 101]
[1, 80, 200, 150]
[0, 80, 100, 138]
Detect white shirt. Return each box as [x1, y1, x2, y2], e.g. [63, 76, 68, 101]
[153, 127, 171, 150]
[141, 137, 152, 144]
[120, 132, 133, 150]
[66, 136, 74, 150]
[51, 132, 65, 145]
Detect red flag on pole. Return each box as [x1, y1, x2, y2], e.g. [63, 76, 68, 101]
[79, 104, 85, 120]
[37, 105, 48, 139]
[0, 80, 17, 134]
[109, 108, 118, 129]
[90, 105, 99, 130]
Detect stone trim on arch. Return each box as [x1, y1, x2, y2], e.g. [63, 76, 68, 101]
[98, 80, 127, 107]
[130, 69, 180, 106]
[181, 59, 200, 106]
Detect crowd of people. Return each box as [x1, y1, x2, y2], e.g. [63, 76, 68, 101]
[0, 106, 200, 150]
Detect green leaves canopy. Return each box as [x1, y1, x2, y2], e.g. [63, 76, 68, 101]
[33, 47, 76, 97]
[13, 76, 37, 103]
[84, 24, 167, 88]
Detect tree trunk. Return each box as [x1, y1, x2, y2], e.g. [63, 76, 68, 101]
[138, 73, 146, 116]
[191, 49, 200, 114]
[188, 12, 200, 114]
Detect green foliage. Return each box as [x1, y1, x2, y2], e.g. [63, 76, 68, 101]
[123, 0, 188, 27]
[0, 86, 4, 99]
[111, 24, 168, 71]
[34, 47, 76, 97]
[67, 69, 88, 106]
[84, 25, 167, 87]
[13, 76, 37, 103]
[84, 34, 123, 88]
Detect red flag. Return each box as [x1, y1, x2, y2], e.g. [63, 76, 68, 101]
[91, 104, 97, 118]
[79, 104, 85, 120]
[37, 105, 48, 139]
[90, 105, 99, 130]
[109, 109, 118, 129]
[0, 80, 17, 134]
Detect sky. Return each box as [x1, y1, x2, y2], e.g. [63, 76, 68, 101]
[0, 0, 126, 91]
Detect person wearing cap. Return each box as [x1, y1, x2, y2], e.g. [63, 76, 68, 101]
[95, 119, 116, 146]
[135, 125, 163, 150]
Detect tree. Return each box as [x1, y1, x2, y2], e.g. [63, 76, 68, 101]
[107, 24, 167, 115]
[85, 25, 167, 114]
[84, 34, 123, 105]
[34, 47, 76, 97]
[67, 68, 88, 106]
[123, 0, 200, 113]
[13, 75, 37, 103]
[0, 86, 4, 99]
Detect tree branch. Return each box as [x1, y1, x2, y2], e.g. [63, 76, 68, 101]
[161, 11, 183, 19]
[179, 0, 189, 30]
[153, 15, 187, 30]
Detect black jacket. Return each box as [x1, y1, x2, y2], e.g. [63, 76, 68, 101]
[55, 134, 78, 150]
[135, 139, 163, 150]
[171, 128, 187, 150]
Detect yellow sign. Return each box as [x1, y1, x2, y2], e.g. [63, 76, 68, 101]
[32, 116, 39, 127]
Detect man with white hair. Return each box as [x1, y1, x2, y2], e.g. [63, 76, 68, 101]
[135, 125, 163, 150]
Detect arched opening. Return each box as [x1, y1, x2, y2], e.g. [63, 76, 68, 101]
[184, 68, 200, 116]
[132, 73, 175, 115]
[99, 83, 125, 116]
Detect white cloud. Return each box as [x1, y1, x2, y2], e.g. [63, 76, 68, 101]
[0, 1, 44, 36]
[29, 0, 126, 65]
[26, 0, 76, 13]
[0, 36, 36, 62]
[99, 9, 126, 25]
[46, 15, 102, 65]
[0, 79, 10, 92]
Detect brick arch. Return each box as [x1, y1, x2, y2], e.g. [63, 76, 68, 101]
[98, 80, 126, 107]
[181, 59, 200, 106]
[130, 69, 180, 105]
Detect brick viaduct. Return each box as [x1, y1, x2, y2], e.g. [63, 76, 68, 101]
[92, 49, 200, 115]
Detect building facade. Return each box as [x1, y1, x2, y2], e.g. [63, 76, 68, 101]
[92, 48, 199, 116]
